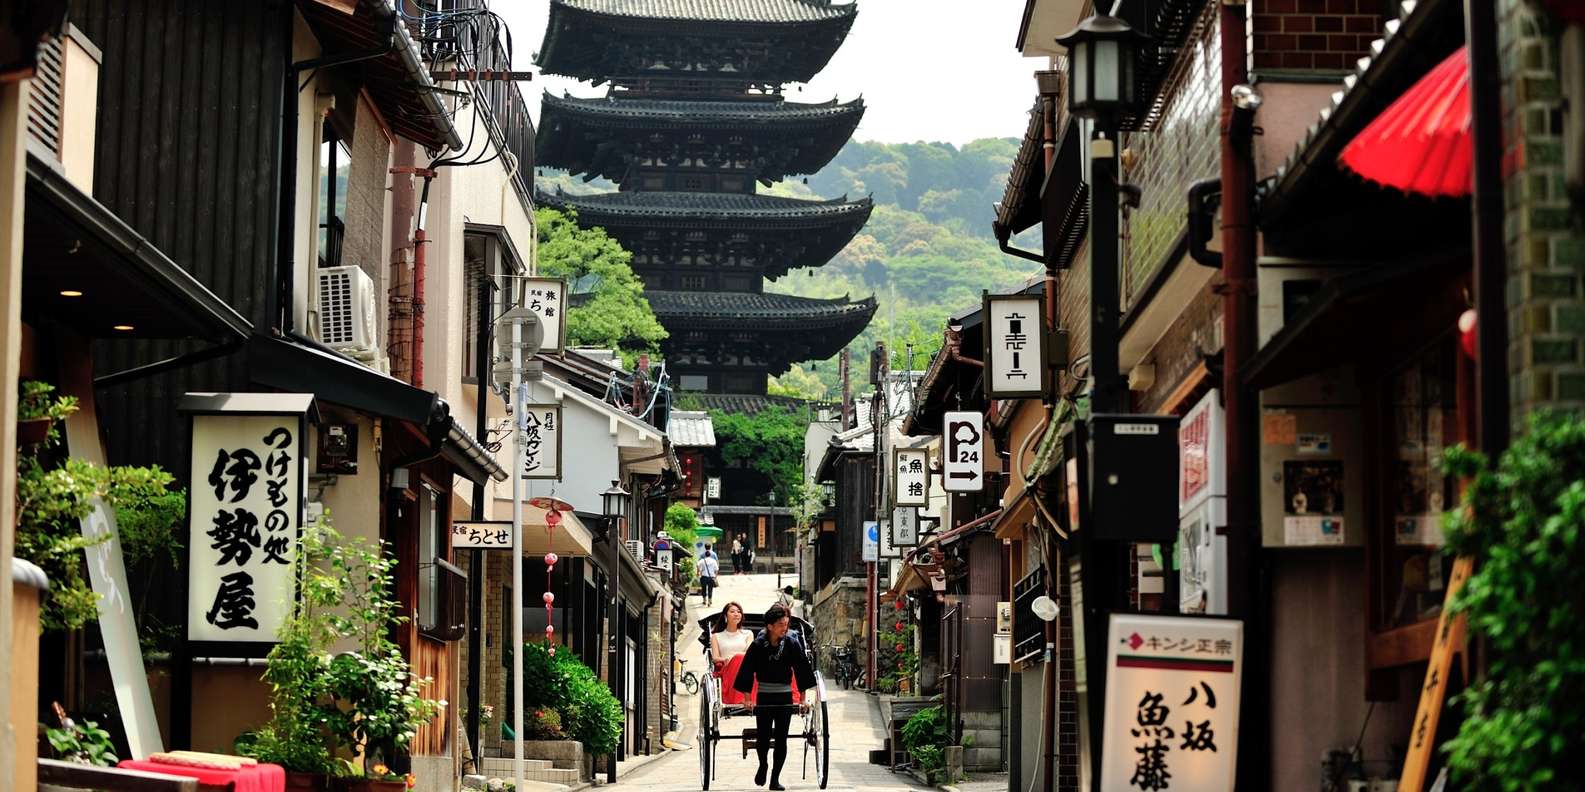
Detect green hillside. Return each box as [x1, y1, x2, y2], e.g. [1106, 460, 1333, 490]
[535, 138, 1043, 397]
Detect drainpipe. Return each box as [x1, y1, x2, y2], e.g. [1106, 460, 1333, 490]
[412, 176, 435, 389]
[1218, 1, 1265, 788]
[1037, 69, 1061, 792]
[1465, 0, 1509, 454]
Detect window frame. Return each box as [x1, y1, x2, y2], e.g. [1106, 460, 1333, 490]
[461, 224, 527, 383]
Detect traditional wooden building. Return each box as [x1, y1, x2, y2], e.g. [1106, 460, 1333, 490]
[533, 0, 877, 396]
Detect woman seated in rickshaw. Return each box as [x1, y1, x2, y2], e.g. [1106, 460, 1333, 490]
[710, 601, 753, 673]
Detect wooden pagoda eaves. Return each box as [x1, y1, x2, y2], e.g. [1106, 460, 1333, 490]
[535, 0, 858, 88]
[535, 94, 865, 184]
[649, 290, 879, 366]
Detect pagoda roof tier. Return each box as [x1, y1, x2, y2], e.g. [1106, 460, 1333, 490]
[536, 94, 864, 184]
[649, 290, 876, 361]
[536, 188, 873, 276]
[536, 0, 857, 87]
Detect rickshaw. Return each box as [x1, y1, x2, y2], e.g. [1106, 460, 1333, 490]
[695, 612, 831, 790]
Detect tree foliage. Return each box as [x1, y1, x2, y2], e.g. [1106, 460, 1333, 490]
[534, 207, 667, 357]
[710, 406, 810, 504]
[1441, 411, 1585, 789]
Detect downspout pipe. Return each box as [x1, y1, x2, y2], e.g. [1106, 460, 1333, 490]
[1037, 80, 1060, 792]
[1219, 2, 1266, 789]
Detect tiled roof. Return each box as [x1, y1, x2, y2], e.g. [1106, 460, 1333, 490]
[541, 93, 865, 124]
[538, 188, 872, 221]
[686, 392, 835, 416]
[553, 0, 856, 23]
[646, 291, 877, 324]
[668, 410, 717, 447]
[1260, 0, 1457, 224]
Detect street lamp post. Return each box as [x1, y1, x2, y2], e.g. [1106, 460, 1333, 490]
[601, 480, 631, 783]
[769, 491, 779, 589]
[1055, 12, 1147, 790]
[494, 307, 541, 792]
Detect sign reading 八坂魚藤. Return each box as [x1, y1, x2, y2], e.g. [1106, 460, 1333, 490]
[1101, 614, 1243, 792]
[519, 403, 562, 480]
[522, 277, 566, 354]
[453, 520, 513, 549]
[894, 448, 929, 507]
[942, 410, 985, 493]
[184, 395, 314, 645]
[983, 292, 1048, 400]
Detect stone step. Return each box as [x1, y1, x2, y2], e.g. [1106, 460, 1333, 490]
[478, 758, 556, 775]
[523, 768, 580, 784]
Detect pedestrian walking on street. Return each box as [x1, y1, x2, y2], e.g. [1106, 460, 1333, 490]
[699, 547, 720, 606]
[731, 536, 745, 574]
[734, 604, 814, 790]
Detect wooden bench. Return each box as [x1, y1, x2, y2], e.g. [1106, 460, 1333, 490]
[38, 758, 232, 792]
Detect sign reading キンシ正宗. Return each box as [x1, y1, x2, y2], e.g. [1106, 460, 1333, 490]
[519, 403, 562, 480]
[983, 292, 1048, 400]
[183, 393, 315, 646]
[894, 448, 929, 507]
[1101, 613, 1243, 792]
[942, 410, 985, 492]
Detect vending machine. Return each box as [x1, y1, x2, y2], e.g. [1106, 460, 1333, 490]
[1178, 389, 1227, 615]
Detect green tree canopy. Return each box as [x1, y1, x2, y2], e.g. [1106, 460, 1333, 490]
[710, 406, 811, 504]
[534, 207, 667, 358]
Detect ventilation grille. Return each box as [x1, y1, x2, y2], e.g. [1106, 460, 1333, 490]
[319, 269, 355, 345]
[26, 36, 64, 157]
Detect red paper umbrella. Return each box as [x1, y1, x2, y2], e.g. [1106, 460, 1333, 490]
[1339, 46, 1471, 198]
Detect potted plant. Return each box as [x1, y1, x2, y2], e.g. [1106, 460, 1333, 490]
[16, 380, 76, 446]
[336, 762, 414, 792]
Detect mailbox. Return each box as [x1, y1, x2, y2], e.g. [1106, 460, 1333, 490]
[1085, 413, 1181, 544]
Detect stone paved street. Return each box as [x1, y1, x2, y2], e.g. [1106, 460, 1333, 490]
[600, 573, 931, 792]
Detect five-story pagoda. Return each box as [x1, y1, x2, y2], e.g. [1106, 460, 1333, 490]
[535, 0, 876, 396]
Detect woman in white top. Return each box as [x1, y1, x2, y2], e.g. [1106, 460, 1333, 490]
[711, 601, 754, 668]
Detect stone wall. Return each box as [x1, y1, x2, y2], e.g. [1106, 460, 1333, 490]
[1501, 0, 1585, 419]
[812, 577, 870, 674]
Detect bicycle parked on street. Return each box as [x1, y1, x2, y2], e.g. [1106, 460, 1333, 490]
[680, 658, 702, 695]
[826, 644, 864, 690]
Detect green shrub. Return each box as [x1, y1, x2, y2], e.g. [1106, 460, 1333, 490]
[901, 705, 949, 778]
[527, 708, 564, 739]
[518, 642, 622, 756]
[1440, 411, 1585, 789]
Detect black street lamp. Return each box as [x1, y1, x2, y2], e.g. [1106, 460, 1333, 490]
[601, 479, 630, 782]
[1055, 12, 1149, 124]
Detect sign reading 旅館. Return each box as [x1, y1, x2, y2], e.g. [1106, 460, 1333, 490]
[1101, 613, 1243, 792]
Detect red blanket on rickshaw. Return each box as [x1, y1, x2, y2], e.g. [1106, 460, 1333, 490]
[716, 653, 803, 707]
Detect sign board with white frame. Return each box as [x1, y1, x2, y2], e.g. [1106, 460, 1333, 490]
[893, 448, 929, 507]
[453, 520, 513, 549]
[892, 506, 918, 546]
[1100, 613, 1243, 792]
[707, 477, 721, 500]
[862, 521, 879, 562]
[879, 519, 900, 558]
[942, 410, 986, 492]
[522, 277, 567, 354]
[182, 393, 315, 648]
[983, 292, 1048, 399]
[519, 403, 562, 480]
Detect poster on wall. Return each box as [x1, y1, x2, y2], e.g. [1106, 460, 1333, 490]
[184, 395, 315, 645]
[1282, 459, 1345, 546]
[894, 448, 930, 507]
[520, 403, 563, 480]
[1100, 614, 1243, 792]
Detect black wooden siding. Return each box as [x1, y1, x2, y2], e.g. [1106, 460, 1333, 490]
[72, 0, 288, 472]
[834, 455, 875, 580]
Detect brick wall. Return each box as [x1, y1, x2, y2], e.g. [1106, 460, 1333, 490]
[1251, 0, 1391, 72]
[1501, 0, 1585, 415]
[345, 97, 390, 297]
[1056, 549, 1078, 792]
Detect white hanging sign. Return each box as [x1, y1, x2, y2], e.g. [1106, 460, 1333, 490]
[522, 277, 567, 354]
[892, 506, 918, 546]
[657, 547, 674, 572]
[187, 405, 310, 644]
[879, 519, 900, 558]
[983, 293, 1048, 399]
[520, 403, 563, 480]
[707, 477, 722, 500]
[894, 448, 929, 507]
[453, 520, 513, 549]
[1100, 614, 1243, 792]
[942, 410, 986, 493]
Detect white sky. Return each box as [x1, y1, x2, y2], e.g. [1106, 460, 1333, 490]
[494, 0, 1042, 145]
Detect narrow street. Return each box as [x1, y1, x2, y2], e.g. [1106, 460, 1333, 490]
[608, 573, 930, 792]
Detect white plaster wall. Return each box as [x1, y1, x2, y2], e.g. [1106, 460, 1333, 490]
[514, 379, 622, 514]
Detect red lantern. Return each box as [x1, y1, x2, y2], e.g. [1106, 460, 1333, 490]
[895, 643, 905, 652]
[895, 621, 905, 631]
[1459, 309, 1477, 359]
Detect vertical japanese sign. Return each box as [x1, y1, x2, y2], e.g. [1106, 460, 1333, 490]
[187, 404, 311, 644]
[1101, 614, 1242, 792]
[522, 276, 566, 354]
[520, 403, 562, 480]
[942, 410, 985, 492]
[892, 506, 918, 546]
[707, 477, 722, 500]
[894, 448, 929, 507]
[983, 293, 1048, 399]
[453, 520, 514, 549]
[879, 519, 898, 558]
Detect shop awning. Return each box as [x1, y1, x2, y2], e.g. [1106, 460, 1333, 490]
[513, 505, 597, 557]
[21, 152, 252, 341]
[1339, 46, 1471, 198]
[1242, 255, 1466, 390]
[248, 334, 507, 484]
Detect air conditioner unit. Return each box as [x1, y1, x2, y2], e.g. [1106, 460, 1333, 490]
[625, 540, 646, 564]
[316, 266, 377, 355]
